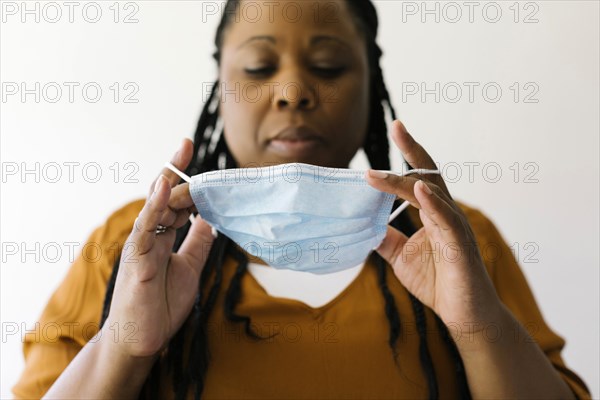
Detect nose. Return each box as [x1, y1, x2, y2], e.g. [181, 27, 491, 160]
[272, 69, 317, 111]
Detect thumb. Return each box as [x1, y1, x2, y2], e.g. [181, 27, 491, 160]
[374, 225, 409, 267]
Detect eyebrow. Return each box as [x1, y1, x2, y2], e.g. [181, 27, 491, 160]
[310, 35, 351, 51]
[236, 35, 351, 51]
[236, 35, 276, 50]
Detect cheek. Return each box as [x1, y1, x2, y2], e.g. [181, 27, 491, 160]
[325, 76, 370, 143]
[220, 83, 266, 163]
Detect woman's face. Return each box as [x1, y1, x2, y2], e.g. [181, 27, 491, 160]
[218, 0, 370, 168]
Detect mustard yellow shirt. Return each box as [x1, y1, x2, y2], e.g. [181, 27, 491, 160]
[12, 199, 592, 399]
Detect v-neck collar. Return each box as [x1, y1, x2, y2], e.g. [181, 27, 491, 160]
[242, 253, 376, 316]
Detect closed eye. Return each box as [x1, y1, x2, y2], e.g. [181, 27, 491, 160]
[244, 67, 275, 76]
[310, 66, 346, 78]
[244, 66, 346, 78]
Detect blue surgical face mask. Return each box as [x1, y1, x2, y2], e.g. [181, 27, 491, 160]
[166, 162, 439, 275]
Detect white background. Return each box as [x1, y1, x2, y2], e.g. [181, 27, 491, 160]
[1, 0, 598, 398]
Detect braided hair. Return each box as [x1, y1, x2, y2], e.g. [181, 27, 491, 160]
[100, 1, 471, 399]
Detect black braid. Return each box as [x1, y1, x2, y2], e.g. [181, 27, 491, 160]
[409, 292, 439, 400]
[223, 244, 278, 341]
[374, 252, 402, 363]
[98, 1, 472, 399]
[434, 313, 472, 398]
[99, 256, 119, 330]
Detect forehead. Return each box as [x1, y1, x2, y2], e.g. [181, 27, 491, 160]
[221, 0, 362, 49]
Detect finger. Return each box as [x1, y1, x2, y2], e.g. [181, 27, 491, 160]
[391, 120, 452, 194]
[157, 183, 197, 228]
[374, 225, 409, 267]
[159, 207, 198, 231]
[148, 138, 194, 197]
[366, 170, 454, 211]
[176, 215, 215, 275]
[132, 175, 171, 255]
[366, 170, 421, 206]
[168, 183, 195, 211]
[391, 120, 437, 171]
[414, 180, 460, 240]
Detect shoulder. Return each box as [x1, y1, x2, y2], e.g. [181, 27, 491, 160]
[101, 198, 146, 240]
[87, 198, 146, 281]
[406, 198, 509, 280]
[455, 200, 500, 241]
[44, 198, 146, 323]
[452, 200, 515, 282]
[36, 198, 147, 325]
[63, 196, 147, 282]
[11, 198, 148, 399]
[454, 200, 515, 280]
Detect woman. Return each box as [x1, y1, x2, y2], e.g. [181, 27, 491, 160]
[13, 0, 592, 399]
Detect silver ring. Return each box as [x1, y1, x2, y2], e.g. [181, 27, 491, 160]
[156, 224, 168, 234]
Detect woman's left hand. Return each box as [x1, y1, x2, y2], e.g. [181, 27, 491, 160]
[366, 120, 505, 338]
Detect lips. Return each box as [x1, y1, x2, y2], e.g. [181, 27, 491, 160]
[269, 125, 323, 142]
[267, 126, 323, 157]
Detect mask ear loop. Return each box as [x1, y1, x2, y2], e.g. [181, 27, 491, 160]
[163, 162, 218, 238]
[164, 161, 192, 183]
[386, 169, 441, 223]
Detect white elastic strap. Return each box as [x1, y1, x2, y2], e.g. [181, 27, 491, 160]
[386, 169, 441, 223]
[387, 200, 411, 223]
[384, 168, 441, 178]
[164, 162, 192, 183]
[168, 162, 217, 238]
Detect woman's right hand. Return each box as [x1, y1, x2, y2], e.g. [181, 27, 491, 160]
[103, 138, 215, 357]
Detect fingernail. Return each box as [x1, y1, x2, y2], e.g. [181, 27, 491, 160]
[420, 180, 433, 195]
[369, 170, 388, 179]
